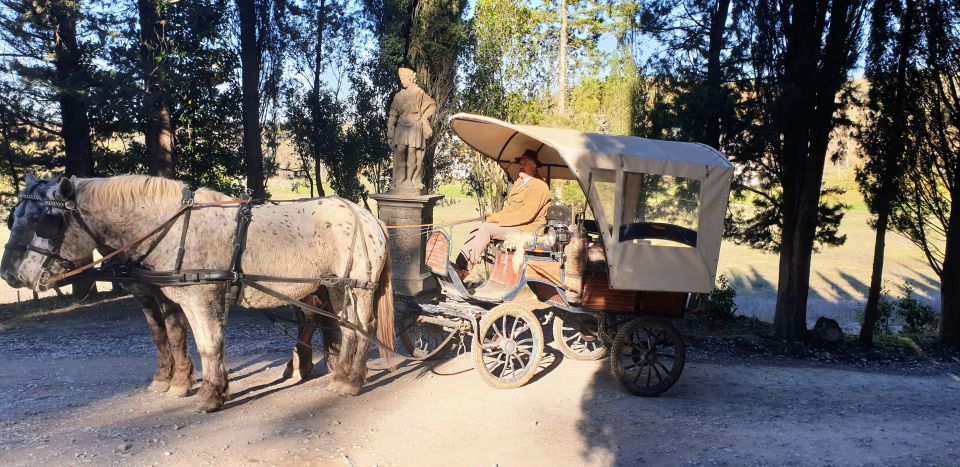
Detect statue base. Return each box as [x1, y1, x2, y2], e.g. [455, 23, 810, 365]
[371, 192, 444, 296]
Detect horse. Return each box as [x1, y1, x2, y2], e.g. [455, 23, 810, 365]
[1, 175, 394, 412]
[3, 175, 196, 395]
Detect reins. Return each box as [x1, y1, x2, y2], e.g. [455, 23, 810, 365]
[18, 189, 467, 364]
[47, 198, 253, 285]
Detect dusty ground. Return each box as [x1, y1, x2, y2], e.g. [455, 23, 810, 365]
[1, 295, 959, 466]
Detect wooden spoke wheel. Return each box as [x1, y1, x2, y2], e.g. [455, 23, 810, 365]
[398, 313, 456, 360]
[472, 303, 545, 389]
[610, 318, 685, 396]
[553, 312, 608, 361]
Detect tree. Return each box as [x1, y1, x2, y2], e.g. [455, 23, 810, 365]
[0, 0, 96, 177]
[734, 0, 867, 339]
[236, 0, 266, 199]
[138, 0, 175, 178]
[891, 0, 960, 345]
[855, 0, 921, 344]
[624, 0, 748, 148]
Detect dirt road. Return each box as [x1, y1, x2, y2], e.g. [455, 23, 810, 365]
[1, 296, 958, 466]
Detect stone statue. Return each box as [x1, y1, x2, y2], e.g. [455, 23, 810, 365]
[387, 67, 437, 194]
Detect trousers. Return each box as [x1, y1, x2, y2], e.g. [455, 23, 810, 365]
[459, 222, 520, 267]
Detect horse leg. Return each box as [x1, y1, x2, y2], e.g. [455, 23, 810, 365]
[140, 297, 173, 393]
[328, 289, 376, 397]
[310, 286, 341, 376]
[175, 296, 229, 413]
[282, 301, 318, 380]
[320, 313, 341, 375]
[163, 301, 194, 398]
[324, 287, 356, 395]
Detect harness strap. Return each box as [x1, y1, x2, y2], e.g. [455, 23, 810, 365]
[226, 196, 254, 304]
[47, 204, 193, 284]
[240, 278, 452, 362]
[174, 188, 196, 272]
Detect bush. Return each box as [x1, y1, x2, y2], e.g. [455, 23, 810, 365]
[704, 275, 737, 320]
[856, 285, 896, 335]
[894, 284, 938, 334]
[857, 282, 939, 336]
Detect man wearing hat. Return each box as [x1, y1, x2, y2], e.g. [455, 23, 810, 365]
[455, 149, 551, 279]
[387, 67, 436, 193]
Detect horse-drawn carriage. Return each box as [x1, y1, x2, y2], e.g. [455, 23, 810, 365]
[399, 113, 733, 395]
[1, 112, 731, 411]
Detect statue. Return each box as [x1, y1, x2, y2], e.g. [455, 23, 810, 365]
[387, 67, 437, 194]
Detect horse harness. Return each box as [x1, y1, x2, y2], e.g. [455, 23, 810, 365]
[8, 188, 392, 345]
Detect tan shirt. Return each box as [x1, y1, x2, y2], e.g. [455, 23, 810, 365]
[487, 176, 551, 231]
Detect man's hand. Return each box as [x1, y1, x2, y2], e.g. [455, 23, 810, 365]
[422, 123, 433, 140]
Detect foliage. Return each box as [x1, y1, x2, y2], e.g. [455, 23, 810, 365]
[885, 0, 960, 344]
[895, 284, 938, 334]
[857, 289, 896, 336]
[704, 274, 738, 320]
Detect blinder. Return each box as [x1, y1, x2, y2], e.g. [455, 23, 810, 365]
[36, 212, 66, 240]
[9, 191, 94, 285]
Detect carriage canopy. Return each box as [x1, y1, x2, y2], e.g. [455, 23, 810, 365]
[449, 113, 734, 294]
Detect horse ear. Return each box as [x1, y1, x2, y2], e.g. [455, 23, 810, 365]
[24, 173, 36, 184]
[57, 177, 74, 200]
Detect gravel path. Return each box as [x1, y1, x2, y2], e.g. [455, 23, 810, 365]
[1, 296, 958, 466]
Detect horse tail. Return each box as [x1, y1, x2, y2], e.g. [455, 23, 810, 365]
[374, 221, 396, 371]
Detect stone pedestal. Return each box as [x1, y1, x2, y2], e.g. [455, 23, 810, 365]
[371, 192, 444, 296]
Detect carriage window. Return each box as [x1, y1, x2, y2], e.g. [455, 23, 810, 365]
[620, 172, 700, 247]
[591, 169, 617, 236]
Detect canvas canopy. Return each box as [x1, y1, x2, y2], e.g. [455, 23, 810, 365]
[449, 113, 734, 294]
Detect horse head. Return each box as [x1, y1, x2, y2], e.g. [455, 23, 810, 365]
[2, 175, 99, 291]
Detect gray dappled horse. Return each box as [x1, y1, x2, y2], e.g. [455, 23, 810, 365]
[2, 175, 195, 397]
[1, 175, 394, 412]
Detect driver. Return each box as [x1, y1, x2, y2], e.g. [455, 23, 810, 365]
[454, 150, 551, 279]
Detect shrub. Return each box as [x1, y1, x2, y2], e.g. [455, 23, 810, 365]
[894, 284, 938, 334]
[856, 286, 896, 335]
[704, 275, 737, 320]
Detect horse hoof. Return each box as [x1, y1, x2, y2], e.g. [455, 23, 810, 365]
[197, 400, 223, 413]
[167, 384, 190, 398]
[298, 365, 314, 380]
[148, 380, 171, 393]
[325, 380, 361, 397]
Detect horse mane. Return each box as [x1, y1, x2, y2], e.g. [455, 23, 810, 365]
[75, 175, 232, 210]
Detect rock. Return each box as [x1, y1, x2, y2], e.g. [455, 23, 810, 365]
[812, 317, 844, 343]
[117, 443, 132, 452]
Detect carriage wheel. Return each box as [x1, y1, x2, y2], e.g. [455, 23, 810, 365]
[398, 313, 456, 360]
[553, 312, 608, 361]
[472, 303, 545, 389]
[610, 318, 686, 396]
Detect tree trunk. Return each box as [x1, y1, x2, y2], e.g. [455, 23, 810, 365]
[704, 0, 730, 149]
[860, 209, 889, 343]
[941, 183, 960, 345]
[310, 0, 327, 197]
[51, 2, 93, 178]
[237, 0, 266, 199]
[558, 0, 568, 114]
[138, 0, 174, 178]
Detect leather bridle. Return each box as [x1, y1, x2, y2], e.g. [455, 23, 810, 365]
[7, 191, 108, 288]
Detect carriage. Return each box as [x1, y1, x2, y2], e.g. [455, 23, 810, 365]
[398, 113, 734, 395]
